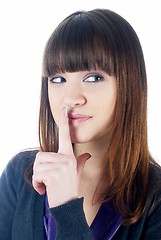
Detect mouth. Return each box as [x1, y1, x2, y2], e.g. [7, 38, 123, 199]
[68, 114, 92, 126]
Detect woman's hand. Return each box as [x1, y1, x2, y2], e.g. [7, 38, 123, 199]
[32, 108, 91, 208]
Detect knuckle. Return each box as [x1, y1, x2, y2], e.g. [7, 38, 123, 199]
[36, 151, 41, 158]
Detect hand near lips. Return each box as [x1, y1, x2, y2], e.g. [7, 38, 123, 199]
[32, 107, 91, 208]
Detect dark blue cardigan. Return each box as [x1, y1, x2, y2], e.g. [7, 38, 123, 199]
[0, 150, 161, 239]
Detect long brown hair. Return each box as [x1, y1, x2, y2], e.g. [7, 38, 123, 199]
[27, 9, 160, 225]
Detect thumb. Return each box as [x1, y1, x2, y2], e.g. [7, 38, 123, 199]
[77, 153, 91, 179]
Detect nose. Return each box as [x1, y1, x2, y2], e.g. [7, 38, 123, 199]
[63, 84, 86, 108]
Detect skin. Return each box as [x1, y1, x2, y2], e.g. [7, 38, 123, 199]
[32, 70, 116, 219]
[48, 70, 116, 145]
[32, 110, 90, 208]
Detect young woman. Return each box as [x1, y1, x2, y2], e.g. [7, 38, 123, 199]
[0, 8, 161, 240]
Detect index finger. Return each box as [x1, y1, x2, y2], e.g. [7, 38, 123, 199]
[58, 107, 73, 155]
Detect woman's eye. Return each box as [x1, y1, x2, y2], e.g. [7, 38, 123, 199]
[50, 77, 66, 83]
[84, 75, 103, 82]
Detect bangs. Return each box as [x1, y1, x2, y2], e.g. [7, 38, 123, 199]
[43, 12, 116, 77]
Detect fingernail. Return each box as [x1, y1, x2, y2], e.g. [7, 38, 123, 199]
[63, 107, 68, 117]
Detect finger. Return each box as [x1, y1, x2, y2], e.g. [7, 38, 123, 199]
[32, 174, 46, 195]
[34, 152, 65, 165]
[58, 107, 73, 155]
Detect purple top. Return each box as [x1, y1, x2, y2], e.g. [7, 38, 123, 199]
[44, 197, 123, 240]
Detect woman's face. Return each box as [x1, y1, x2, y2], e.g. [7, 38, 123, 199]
[48, 69, 116, 144]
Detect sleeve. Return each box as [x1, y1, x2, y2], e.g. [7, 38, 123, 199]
[50, 198, 94, 240]
[0, 151, 35, 240]
[0, 160, 20, 239]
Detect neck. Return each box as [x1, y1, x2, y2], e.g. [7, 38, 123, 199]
[74, 138, 109, 179]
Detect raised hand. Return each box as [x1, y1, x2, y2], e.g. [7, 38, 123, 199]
[32, 107, 91, 208]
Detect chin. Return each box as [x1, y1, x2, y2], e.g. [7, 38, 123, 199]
[71, 134, 90, 144]
[71, 138, 87, 144]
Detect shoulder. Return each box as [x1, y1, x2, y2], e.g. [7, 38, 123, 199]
[0, 150, 38, 206]
[10, 149, 38, 168]
[0, 149, 38, 189]
[148, 162, 161, 193]
[7, 149, 38, 175]
[147, 162, 161, 209]
[143, 164, 161, 239]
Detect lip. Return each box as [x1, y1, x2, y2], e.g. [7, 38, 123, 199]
[68, 114, 92, 126]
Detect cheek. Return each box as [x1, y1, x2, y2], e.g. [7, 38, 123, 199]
[98, 92, 116, 123]
[98, 87, 116, 109]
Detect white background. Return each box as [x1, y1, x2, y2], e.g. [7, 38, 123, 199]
[0, 0, 161, 174]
